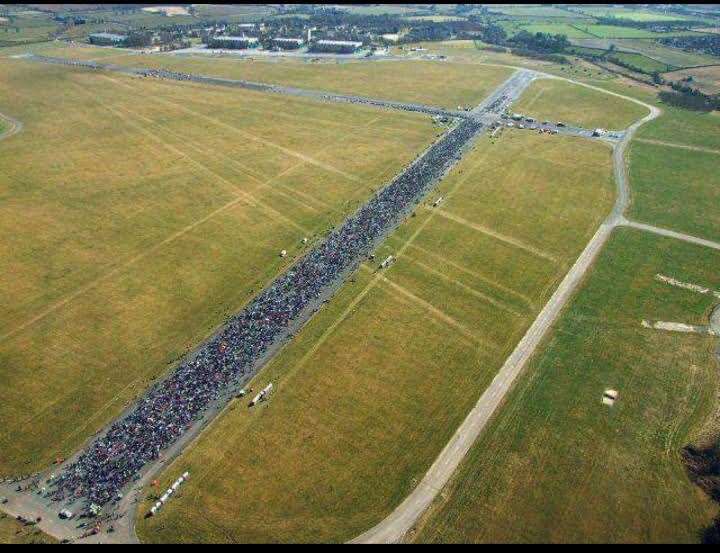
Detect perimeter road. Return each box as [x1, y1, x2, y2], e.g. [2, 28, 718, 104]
[350, 87, 661, 545]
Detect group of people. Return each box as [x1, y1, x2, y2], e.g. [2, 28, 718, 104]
[48, 114, 487, 510]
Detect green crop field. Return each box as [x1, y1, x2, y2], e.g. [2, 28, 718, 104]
[580, 25, 708, 39]
[22, 45, 517, 110]
[577, 7, 696, 23]
[512, 77, 650, 130]
[611, 39, 720, 69]
[490, 6, 581, 18]
[0, 57, 437, 476]
[0, 513, 56, 544]
[136, 130, 615, 543]
[416, 228, 720, 543]
[519, 23, 595, 38]
[628, 142, 720, 243]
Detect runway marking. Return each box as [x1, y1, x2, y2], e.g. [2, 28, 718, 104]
[0, 197, 245, 346]
[399, 253, 527, 318]
[635, 138, 720, 156]
[101, 100, 308, 234]
[402, 242, 537, 310]
[125, 79, 362, 183]
[433, 208, 560, 264]
[112, 103, 324, 216]
[375, 272, 497, 351]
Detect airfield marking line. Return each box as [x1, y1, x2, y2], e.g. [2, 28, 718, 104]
[98, 99, 308, 235]
[374, 272, 497, 351]
[399, 253, 526, 318]
[432, 208, 560, 263]
[50, 374, 148, 454]
[634, 138, 720, 155]
[0, 109, 23, 142]
[112, 103, 325, 216]
[402, 242, 538, 310]
[620, 220, 720, 251]
[103, 73, 358, 185]
[142, 90, 363, 184]
[0, 196, 244, 341]
[106, 73, 362, 214]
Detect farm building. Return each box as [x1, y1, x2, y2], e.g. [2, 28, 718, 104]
[88, 33, 127, 46]
[207, 35, 259, 49]
[310, 39, 363, 54]
[271, 37, 304, 50]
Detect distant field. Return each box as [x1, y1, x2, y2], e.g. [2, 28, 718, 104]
[136, 130, 615, 543]
[0, 58, 436, 475]
[571, 38, 720, 69]
[416, 228, 720, 543]
[0, 514, 56, 544]
[568, 46, 675, 73]
[628, 142, 720, 243]
[636, 103, 720, 151]
[0, 13, 57, 45]
[664, 65, 720, 95]
[20, 45, 516, 110]
[405, 15, 465, 22]
[519, 23, 594, 38]
[581, 25, 709, 39]
[577, 7, 696, 22]
[512, 77, 650, 129]
[490, 6, 580, 18]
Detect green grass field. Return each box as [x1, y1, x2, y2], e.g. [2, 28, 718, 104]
[416, 228, 720, 543]
[628, 142, 720, 242]
[512, 77, 650, 129]
[24, 45, 516, 110]
[581, 25, 708, 39]
[0, 58, 437, 476]
[577, 7, 696, 23]
[519, 23, 595, 39]
[135, 130, 615, 543]
[491, 6, 581, 18]
[0, 513, 56, 544]
[637, 103, 720, 151]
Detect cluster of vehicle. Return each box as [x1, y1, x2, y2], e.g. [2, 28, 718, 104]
[500, 112, 563, 134]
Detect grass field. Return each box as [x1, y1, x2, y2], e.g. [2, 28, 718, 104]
[512, 77, 650, 129]
[519, 23, 595, 39]
[568, 46, 675, 73]
[637, 103, 720, 151]
[664, 65, 720, 95]
[490, 6, 581, 18]
[581, 25, 708, 39]
[0, 58, 437, 476]
[416, 228, 720, 543]
[628, 141, 720, 243]
[0, 513, 56, 544]
[577, 7, 696, 23]
[613, 39, 720, 69]
[23, 45, 517, 110]
[135, 130, 615, 543]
